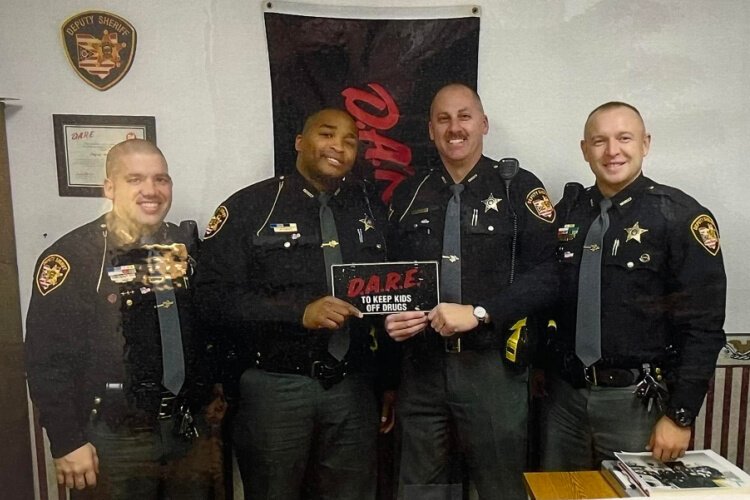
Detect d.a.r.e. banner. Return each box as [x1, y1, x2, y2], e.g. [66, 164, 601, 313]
[264, 2, 480, 203]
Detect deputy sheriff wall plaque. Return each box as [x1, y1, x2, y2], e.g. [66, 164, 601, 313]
[61, 11, 137, 91]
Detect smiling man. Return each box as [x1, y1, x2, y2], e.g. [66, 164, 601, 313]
[385, 83, 558, 498]
[196, 108, 394, 499]
[25, 139, 214, 499]
[542, 102, 727, 470]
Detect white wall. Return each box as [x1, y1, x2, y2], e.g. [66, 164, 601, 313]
[2, 0, 748, 337]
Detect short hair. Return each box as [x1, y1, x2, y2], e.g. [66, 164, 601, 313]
[300, 108, 356, 135]
[584, 101, 645, 135]
[105, 139, 165, 177]
[430, 83, 484, 117]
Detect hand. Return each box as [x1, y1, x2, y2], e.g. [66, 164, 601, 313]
[647, 415, 691, 461]
[428, 303, 478, 337]
[303, 296, 363, 330]
[54, 442, 99, 490]
[384, 311, 429, 341]
[380, 390, 396, 434]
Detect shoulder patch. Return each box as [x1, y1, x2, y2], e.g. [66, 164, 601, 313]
[36, 254, 71, 295]
[691, 214, 720, 256]
[204, 205, 229, 239]
[525, 188, 556, 223]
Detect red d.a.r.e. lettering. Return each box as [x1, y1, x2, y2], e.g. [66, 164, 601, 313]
[346, 267, 420, 298]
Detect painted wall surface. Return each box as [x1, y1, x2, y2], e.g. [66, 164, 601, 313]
[2, 0, 749, 494]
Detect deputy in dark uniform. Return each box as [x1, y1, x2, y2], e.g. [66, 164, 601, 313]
[385, 83, 558, 498]
[196, 108, 393, 500]
[541, 102, 726, 469]
[25, 139, 215, 499]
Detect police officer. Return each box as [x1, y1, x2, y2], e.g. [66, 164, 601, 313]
[196, 108, 393, 499]
[25, 139, 214, 499]
[541, 102, 726, 469]
[385, 83, 558, 498]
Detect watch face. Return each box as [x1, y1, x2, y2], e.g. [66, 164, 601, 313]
[474, 306, 487, 320]
[670, 408, 694, 427]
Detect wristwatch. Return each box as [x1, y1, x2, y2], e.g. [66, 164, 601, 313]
[666, 407, 695, 427]
[473, 306, 490, 325]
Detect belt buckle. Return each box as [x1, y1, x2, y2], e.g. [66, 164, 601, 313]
[310, 360, 322, 379]
[444, 337, 462, 353]
[583, 365, 598, 386]
[158, 394, 176, 420]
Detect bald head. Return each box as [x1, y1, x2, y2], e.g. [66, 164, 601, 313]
[430, 83, 484, 118]
[584, 101, 645, 138]
[106, 139, 166, 178]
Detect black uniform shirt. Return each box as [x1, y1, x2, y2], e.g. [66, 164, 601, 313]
[25, 216, 201, 458]
[554, 174, 726, 414]
[196, 172, 387, 372]
[387, 156, 558, 339]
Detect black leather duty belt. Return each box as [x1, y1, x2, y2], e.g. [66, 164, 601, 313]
[561, 364, 648, 388]
[94, 384, 183, 429]
[257, 359, 349, 388]
[410, 330, 503, 354]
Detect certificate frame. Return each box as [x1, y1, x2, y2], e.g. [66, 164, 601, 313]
[53, 114, 157, 197]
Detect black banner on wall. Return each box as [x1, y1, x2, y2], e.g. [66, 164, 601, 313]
[264, 5, 480, 203]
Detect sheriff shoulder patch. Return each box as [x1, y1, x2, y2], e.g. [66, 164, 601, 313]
[525, 188, 556, 223]
[61, 11, 137, 91]
[691, 214, 720, 256]
[36, 254, 71, 295]
[204, 205, 229, 239]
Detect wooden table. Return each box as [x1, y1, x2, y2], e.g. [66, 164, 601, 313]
[524, 471, 621, 499]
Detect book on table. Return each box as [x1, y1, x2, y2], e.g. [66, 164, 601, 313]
[608, 449, 750, 496]
[600, 459, 646, 497]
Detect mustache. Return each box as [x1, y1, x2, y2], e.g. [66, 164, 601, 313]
[445, 132, 466, 141]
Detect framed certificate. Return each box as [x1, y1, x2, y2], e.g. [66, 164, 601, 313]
[331, 261, 439, 315]
[53, 114, 156, 197]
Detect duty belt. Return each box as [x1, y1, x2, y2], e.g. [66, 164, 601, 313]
[256, 357, 349, 389]
[560, 362, 663, 389]
[441, 333, 504, 353]
[92, 384, 199, 440]
[404, 329, 503, 355]
[93, 384, 185, 428]
[582, 365, 641, 387]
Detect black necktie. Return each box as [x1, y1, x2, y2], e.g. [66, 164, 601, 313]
[148, 249, 185, 395]
[318, 192, 349, 360]
[575, 197, 613, 367]
[440, 184, 464, 303]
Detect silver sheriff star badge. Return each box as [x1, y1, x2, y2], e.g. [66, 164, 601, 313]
[625, 222, 649, 243]
[481, 193, 501, 213]
[359, 215, 375, 231]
